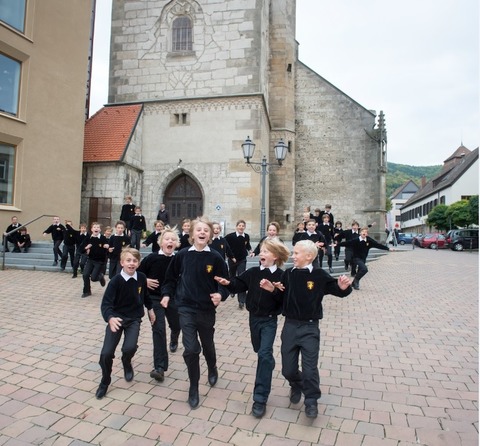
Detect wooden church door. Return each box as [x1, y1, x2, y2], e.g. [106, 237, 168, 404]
[164, 174, 203, 226]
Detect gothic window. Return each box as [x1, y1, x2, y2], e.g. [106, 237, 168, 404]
[172, 16, 192, 52]
[164, 174, 203, 225]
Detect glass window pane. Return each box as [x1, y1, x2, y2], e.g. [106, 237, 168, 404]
[0, 0, 26, 33]
[0, 53, 21, 115]
[0, 144, 15, 204]
[172, 16, 192, 52]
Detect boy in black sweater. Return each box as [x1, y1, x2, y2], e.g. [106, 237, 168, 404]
[43, 216, 66, 266]
[95, 247, 155, 399]
[340, 226, 393, 290]
[215, 238, 291, 418]
[161, 217, 229, 409]
[60, 220, 77, 271]
[261, 240, 351, 418]
[108, 221, 131, 278]
[295, 219, 326, 268]
[138, 227, 181, 383]
[129, 206, 146, 250]
[72, 223, 88, 278]
[142, 220, 165, 252]
[210, 222, 234, 261]
[80, 222, 109, 298]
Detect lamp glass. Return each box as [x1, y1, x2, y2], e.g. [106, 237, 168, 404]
[242, 136, 256, 160]
[274, 139, 288, 161]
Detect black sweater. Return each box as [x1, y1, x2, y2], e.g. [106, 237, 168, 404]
[279, 267, 351, 321]
[161, 248, 229, 311]
[100, 272, 152, 322]
[138, 252, 174, 299]
[109, 234, 131, 260]
[340, 236, 389, 262]
[227, 266, 283, 317]
[210, 236, 234, 259]
[129, 214, 146, 232]
[44, 224, 66, 241]
[225, 232, 252, 261]
[80, 234, 109, 261]
[143, 231, 162, 252]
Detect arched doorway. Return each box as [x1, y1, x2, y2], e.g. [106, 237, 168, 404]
[164, 174, 203, 226]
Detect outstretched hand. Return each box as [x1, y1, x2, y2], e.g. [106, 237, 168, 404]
[337, 274, 351, 290]
[214, 276, 230, 286]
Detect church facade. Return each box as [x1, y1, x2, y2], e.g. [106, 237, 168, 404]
[82, 0, 387, 239]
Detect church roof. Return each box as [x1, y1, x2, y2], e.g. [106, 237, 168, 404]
[83, 104, 143, 162]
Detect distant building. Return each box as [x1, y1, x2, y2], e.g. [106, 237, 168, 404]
[400, 145, 479, 233]
[82, 0, 387, 239]
[0, 0, 93, 238]
[387, 180, 419, 231]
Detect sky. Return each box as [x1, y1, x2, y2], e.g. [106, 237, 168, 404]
[90, 0, 479, 166]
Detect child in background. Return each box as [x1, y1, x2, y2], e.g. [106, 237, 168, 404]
[43, 216, 65, 266]
[108, 221, 131, 278]
[210, 222, 234, 262]
[260, 240, 351, 418]
[95, 247, 155, 399]
[138, 227, 181, 383]
[60, 220, 77, 271]
[17, 227, 31, 253]
[292, 221, 306, 246]
[129, 206, 146, 250]
[142, 220, 165, 252]
[72, 223, 88, 278]
[333, 221, 343, 261]
[215, 239, 290, 418]
[161, 217, 229, 409]
[178, 218, 191, 250]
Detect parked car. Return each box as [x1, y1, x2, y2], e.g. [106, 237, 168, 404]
[420, 233, 447, 249]
[391, 232, 417, 245]
[446, 229, 479, 251]
[412, 234, 424, 247]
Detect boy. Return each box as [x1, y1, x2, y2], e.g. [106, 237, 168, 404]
[340, 221, 360, 273]
[225, 220, 252, 309]
[260, 240, 351, 418]
[316, 213, 334, 273]
[161, 217, 229, 409]
[72, 223, 88, 278]
[340, 226, 393, 290]
[17, 227, 31, 253]
[80, 222, 109, 298]
[3, 216, 22, 252]
[60, 220, 77, 271]
[129, 206, 146, 250]
[138, 228, 181, 383]
[142, 220, 165, 252]
[295, 219, 326, 268]
[210, 221, 234, 261]
[214, 239, 290, 418]
[43, 216, 65, 266]
[156, 203, 170, 225]
[292, 221, 306, 246]
[108, 221, 131, 278]
[178, 218, 191, 250]
[95, 247, 155, 399]
[333, 221, 343, 261]
[319, 204, 335, 228]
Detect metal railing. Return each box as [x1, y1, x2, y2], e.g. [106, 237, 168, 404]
[1, 214, 57, 271]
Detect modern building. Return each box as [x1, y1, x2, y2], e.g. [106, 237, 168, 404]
[400, 145, 479, 233]
[0, 0, 93, 239]
[82, 0, 387, 239]
[386, 179, 419, 232]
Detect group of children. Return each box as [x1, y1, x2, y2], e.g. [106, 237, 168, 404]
[95, 214, 367, 422]
[2, 216, 31, 253]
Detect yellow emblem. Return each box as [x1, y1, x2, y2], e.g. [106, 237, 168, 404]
[138, 286, 142, 294]
[307, 281, 314, 290]
[206, 264, 213, 273]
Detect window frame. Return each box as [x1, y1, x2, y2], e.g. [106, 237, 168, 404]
[0, 52, 22, 117]
[171, 16, 193, 52]
[0, 0, 26, 33]
[0, 143, 16, 205]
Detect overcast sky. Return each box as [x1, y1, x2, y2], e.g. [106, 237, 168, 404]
[90, 0, 479, 166]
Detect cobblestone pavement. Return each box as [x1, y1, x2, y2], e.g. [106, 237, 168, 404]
[0, 248, 477, 445]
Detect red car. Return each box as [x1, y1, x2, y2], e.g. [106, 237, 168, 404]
[420, 233, 447, 249]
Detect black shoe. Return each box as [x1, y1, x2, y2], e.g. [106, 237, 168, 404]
[305, 404, 318, 418]
[95, 383, 108, 399]
[239, 303, 244, 310]
[252, 401, 266, 418]
[352, 280, 359, 290]
[208, 367, 218, 386]
[150, 368, 164, 382]
[99, 274, 106, 287]
[329, 267, 334, 273]
[72, 272, 77, 278]
[123, 362, 134, 382]
[169, 341, 178, 353]
[335, 256, 339, 261]
[52, 261, 58, 266]
[13, 248, 20, 253]
[81, 292, 92, 298]
[344, 264, 349, 271]
[188, 387, 199, 409]
[289, 387, 302, 404]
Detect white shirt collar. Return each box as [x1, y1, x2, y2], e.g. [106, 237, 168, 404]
[121, 270, 138, 281]
[158, 249, 175, 256]
[236, 232, 244, 237]
[293, 264, 313, 272]
[188, 245, 211, 252]
[260, 265, 278, 273]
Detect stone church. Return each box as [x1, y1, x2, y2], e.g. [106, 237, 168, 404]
[82, 0, 387, 239]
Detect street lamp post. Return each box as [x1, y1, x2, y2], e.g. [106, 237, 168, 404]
[242, 136, 288, 237]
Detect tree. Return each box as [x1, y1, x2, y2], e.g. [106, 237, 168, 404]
[446, 200, 471, 228]
[427, 205, 449, 231]
[468, 195, 478, 225]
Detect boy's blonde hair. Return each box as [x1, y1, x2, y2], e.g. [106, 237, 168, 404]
[158, 226, 180, 247]
[120, 247, 141, 262]
[261, 239, 290, 268]
[189, 217, 213, 244]
[294, 240, 318, 259]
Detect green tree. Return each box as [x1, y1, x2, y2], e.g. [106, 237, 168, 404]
[427, 205, 449, 230]
[446, 200, 471, 228]
[468, 195, 478, 225]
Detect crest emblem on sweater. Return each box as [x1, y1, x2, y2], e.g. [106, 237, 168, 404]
[206, 265, 213, 273]
[307, 281, 314, 290]
[138, 286, 142, 295]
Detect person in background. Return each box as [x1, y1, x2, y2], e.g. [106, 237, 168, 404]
[129, 206, 146, 250]
[108, 220, 131, 278]
[142, 220, 165, 253]
[156, 203, 170, 225]
[120, 195, 136, 235]
[16, 227, 31, 253]
[3, 216, 22, 252]
[72, 223, 88, 279]
[43, 216, 65, 266]
[60, 220, 77, 271]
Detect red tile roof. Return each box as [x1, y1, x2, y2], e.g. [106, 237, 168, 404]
[83, 104, 143, 162]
